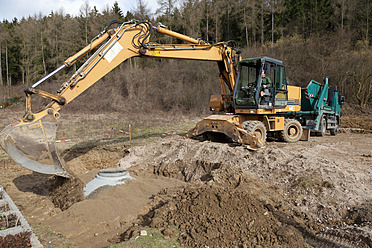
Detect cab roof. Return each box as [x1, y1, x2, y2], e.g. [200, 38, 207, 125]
[239, 56, 284, 66]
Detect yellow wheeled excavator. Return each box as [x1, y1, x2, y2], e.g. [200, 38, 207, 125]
[0, 20, 343, 177]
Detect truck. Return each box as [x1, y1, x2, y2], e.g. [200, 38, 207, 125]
[300, 78, 344, 136]
[188, 56, 344, 143]
[0, 20, 344, 177]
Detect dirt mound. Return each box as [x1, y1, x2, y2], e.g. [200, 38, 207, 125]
[148, 184, 304, 247]
[118, 157, 316, 247]
[116, 134, 372, 247]
[341, 115, 372, 131]
[119, 134, 372, 223]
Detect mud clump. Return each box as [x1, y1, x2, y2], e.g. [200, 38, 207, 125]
[49, 176, 84, 211]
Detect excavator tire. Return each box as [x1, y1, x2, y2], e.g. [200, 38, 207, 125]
[241, 121, 267, 144]
[279, 119, 303, 142]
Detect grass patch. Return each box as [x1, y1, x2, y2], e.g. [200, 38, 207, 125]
[110, 227, 184, 248]
[293, 174, 334, 190]
[32, 224, 78, 248]
[55, 112, 201, 151]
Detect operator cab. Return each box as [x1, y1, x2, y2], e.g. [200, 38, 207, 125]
[233, 57, 288, 109]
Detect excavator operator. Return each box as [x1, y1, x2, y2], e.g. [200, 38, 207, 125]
[260, 69, 272, 105]
[261, 69, 272, 89]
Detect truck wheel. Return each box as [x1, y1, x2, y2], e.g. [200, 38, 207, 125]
[319, 116, 327, 136]
[330, 116, 339, 136]
[242, 121, 267, 144]
[280, 119, 303, 142]
[330, 127, 338, 135]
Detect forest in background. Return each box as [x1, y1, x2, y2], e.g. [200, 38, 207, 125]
[0, 0, 371, 113]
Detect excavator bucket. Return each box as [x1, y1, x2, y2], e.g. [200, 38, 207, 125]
[0, 116, 69, 177]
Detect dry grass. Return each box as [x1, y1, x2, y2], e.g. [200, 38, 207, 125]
[54, 111, 203, 152]
[0, 101, 205, 158]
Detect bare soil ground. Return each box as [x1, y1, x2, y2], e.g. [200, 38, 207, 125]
[0, 105, 371, 247]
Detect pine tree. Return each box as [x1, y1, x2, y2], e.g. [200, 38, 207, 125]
[112, 1, 124, 20]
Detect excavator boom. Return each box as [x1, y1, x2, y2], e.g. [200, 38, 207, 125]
[0, 20, 260, 177]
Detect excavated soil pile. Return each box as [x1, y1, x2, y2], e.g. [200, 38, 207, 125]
[119, 134, 372, 223]
[120, 159, 316, 247]
[118, 134, 372, 247]
[147, 184, 304, 247]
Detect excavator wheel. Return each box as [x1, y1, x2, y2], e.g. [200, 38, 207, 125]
[241, 121, 267, 144]
[280, 119, 303, 142]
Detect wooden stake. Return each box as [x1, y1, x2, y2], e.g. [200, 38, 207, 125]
[129, 124, 131, 141]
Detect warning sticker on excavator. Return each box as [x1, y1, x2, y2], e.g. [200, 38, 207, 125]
[104, 42, 123, 63]
[152, 51, 160, 56]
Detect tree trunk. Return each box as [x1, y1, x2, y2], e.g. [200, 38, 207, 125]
[341, 2, 344, 31]
[215, 13, 218, 42]
[206, 2, 209, 42]
[0, 43, 3, 87]
[27, 50, 30, 85]
[227, 4, 230, 39]
[22, 42, 25, 84]
[261, 1, 264, 45]
[41, 32, 47, 75]
[367, 1, 370, 41]
[5, 41, 9, 86]
[271, 6, 274, 47]
[252, 2, 256, 45]
[244, 7, 249, 47]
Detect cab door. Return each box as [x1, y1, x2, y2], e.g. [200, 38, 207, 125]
[259, 63, 288, 108]
[273, 65, 288, 108]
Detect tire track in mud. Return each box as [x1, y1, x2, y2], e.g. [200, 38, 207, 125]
[267, 204, 371, 248]
[316, 229, 371, 248]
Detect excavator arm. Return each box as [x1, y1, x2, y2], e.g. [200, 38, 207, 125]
[24, 21, 239, 120]
[0, 20, 243, 177]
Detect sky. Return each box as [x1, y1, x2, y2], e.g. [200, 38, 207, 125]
[0, 0, 159, 21]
